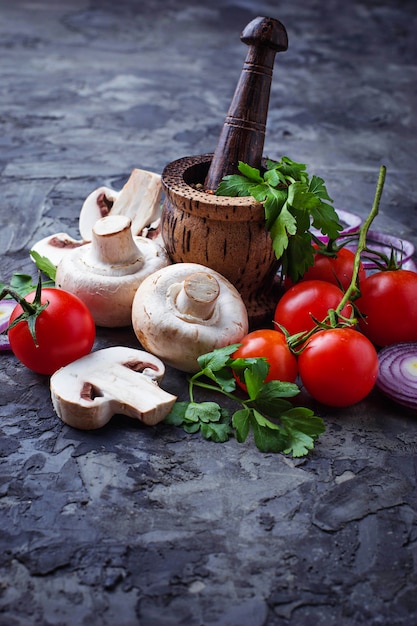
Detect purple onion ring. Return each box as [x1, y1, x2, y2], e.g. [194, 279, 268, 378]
[376, 342, 417, 410]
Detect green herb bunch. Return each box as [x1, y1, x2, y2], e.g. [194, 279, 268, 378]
[164, 345, 325, 457]
[216, 156, 342, 282]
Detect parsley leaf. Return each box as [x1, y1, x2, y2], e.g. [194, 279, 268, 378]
[164, 401, 232, 442]
[0, 273, 37, 298]
[216, 156, 342, 282]
[164, 346, 326, 457]
[30, 250, 57, 282]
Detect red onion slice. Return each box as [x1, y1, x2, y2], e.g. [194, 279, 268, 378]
[0, 299, 16, 351]
[376, 342, 417, 410]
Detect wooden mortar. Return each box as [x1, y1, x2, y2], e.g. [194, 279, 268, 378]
[161, 17, 288, 326]
[161, 154, 281, 326]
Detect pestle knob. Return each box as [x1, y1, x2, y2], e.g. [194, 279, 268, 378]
[204, 16, 288, 191]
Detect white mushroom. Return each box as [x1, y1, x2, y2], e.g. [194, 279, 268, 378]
[55, 214, 171, 327]
[31, 232, 85, 268]
[31, 168, 164, 270]
[50, 346, 177, 430]
[131, 263, 249, 373]
[78, 185, 119, 242]
[79, 169, 162, 241]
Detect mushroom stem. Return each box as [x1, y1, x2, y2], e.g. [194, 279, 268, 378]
[174, 272, 220, 320]
[86, 215, 142, 272]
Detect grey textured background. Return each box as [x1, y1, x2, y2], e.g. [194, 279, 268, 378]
[1, 1, 417, 625]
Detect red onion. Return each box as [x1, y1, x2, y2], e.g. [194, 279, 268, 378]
[0, 299, 16, 351]
[376, 342, 417, 410]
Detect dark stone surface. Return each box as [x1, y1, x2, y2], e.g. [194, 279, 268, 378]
[1, 0, 417, 624]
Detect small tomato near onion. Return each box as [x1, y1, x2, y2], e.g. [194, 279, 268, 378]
[232, 329, 298, 391]
[289, 246, 366, 291]
[356, 269, 417, 346]
[298, 327, 379, 407]
[8, 288, 96, 375]
[274, 280, 353, 336]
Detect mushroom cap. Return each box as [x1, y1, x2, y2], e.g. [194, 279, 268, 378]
[50, 346, 176, 430]
[131, 262, 249, 373]
[56, 229, 171, 328]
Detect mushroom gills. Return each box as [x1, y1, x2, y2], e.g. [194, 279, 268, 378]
[50, 346, 177, 430]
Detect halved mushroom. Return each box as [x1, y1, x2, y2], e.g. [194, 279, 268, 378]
[55, 214, 171, 327]
[79, 169, 162, 241]
[31, 168, 164, 270]
[78, 185, 120, 242]
[131, 263, 249, 373]
[31, 232, 85, 268]
[50, 346, 177, 430]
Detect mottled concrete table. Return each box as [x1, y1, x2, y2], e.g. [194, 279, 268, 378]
[1, 1, 417, 625]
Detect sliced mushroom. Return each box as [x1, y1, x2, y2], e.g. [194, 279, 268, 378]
[31, 232, 85, 268]
[50, 346, 177, 430]
[131, 263, 249, 373]
[79, 169, 162, 241]
[55, 214, 171, 327]
[109, 168, 163, 237]
[31, 168, 164, 270]
[78, 185, 119, 242]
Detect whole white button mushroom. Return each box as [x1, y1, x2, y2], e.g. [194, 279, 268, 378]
[55, 214, 170, 327]
[131, 263, 249, 373]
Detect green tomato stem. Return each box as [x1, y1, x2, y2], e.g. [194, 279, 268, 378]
[335, 164, 386, 315]
[287, 164, 387, 355]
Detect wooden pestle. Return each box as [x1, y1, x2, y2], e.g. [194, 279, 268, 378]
[204, 16, 288, 191]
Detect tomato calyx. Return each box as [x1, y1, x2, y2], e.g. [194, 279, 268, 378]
[278, 307, 356, 355]
[0, 273, 49, 346]
[311, 234, 350, 258]
[362, 243, 403, 272]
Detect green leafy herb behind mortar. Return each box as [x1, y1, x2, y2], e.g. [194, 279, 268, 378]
[216, 156, 342, 282]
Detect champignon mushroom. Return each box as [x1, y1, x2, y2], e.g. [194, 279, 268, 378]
[131, 263, 249, 373]
[78, 185, 119, 242]
[31, 232, 85, 268]
[79, 169, 162, 241]
[31, 168, 164, 270]
[50, 346, 177, 430]
[55, 214, 170, 327]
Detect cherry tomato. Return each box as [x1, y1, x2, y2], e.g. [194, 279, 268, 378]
[298, 328, 379, 407]
[8, 288, 95, 375]
[274, 280, 352, 336]
[355, 269, 417, 346]
[297, 246, 366, 291]
[233, 329, 298, 390]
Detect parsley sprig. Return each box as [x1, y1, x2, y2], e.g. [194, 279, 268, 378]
[216, 156, 342, 282]
[0, 251, 56, 298]
[164, 345, 325, 457]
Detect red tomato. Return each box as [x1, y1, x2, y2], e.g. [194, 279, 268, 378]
[297, 246, 366, 291]
[274, 280, 352, 336]
[233, 329, 298, 389]
[298, 328, 378, 407]
[8, 288, 95, 375]
[355, 269, 417, 346]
